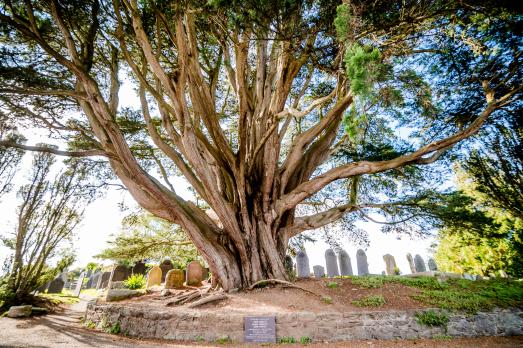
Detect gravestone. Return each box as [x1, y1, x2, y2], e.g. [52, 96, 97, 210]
[109, 264, 131, 285]
[406, 253, 416, 274]
[186, 261, 204, 286]
[428, 258, 438, 271]
[338, 249, 353, 276]
[88, 272, 101, 289]
[313, 265, 325, 278]
[165, 269, 185, 289]
[356, 249, 369, 275]
[383, 254, 397, 275]
[132, 261, 147, 275]
[73, 272, 85, 297]
[244, 316, 276, 343]
[296, 251, 310, 278]
[146, 266, 162, 288]
[414, 254, 426, 272]
[159, 259, 174, 282]
[325, 249, 340, 277]
[96, 271, 111, 289]
[463, 273, 474, 280]
[47, 277, 64, 294]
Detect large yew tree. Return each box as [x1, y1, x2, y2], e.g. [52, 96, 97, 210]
[0, 0, 521, 289]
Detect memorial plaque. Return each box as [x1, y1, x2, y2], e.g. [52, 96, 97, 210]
[244, 316, 276, 343]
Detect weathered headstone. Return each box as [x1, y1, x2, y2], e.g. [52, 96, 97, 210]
[406, 253, 416, 274]
[109, 264, 131, 284]
[356, 249, 369, 275]
[146, 266, 162, 288]
[296, 251, 310, 278]
[47, 277, 64, 294]
[313, 265, 325, 278]
[186, 261, 204, 286]
[325, 249, 340, 277]
[428, 258, 438, 271]
[383, 254, 397, 275]
[132, 261, 147, 275]
[159, 259, 174, 282]
[73, 271, 85, 297]
[337, 249, 353, 276]
[96, 271, 111, 289]
[88, 272, 101, 289]
[165, 269, 185, 289]
[414, 254, 426, 272]
[244, 316, 276, 343]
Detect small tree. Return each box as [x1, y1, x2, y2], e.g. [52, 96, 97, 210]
[1, 151, 96, 307]
[96, 211, 198, 267]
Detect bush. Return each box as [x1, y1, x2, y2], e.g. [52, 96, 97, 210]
[123, 274, 146, 290]
[352, 295, 386, 307]
[278, 336, 296, 343]
[326, 281, 339, 289]
[300, 336, 313, 344]
[415, 310, 449, 327]
[108, 321, 121, 334]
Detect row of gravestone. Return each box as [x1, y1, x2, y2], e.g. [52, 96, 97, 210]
[145, 260, 208, 289]
[295, 249, 438, 278]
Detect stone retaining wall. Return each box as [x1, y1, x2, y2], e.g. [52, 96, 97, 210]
[85, 303, 523, 342]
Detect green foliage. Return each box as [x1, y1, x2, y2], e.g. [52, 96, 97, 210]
[123, 274, 146, 290]
[96, 211, 199, 266]
[278, 336, 297, 344]
[344, 43, 382, 97]
[84, 320, 96, 329]
[300, 336, 312, 344]
[321, 295, 333, 304]
[215, 335, 231, 344]
[414, 310, 448, 328]
[412, 278, 523, 314]
[325, 281, 338, 289]
[349, 276, 383, 288]
[352, 295, 386, 307]
[108, 321, 121, 335]
[0, 281, 15, 311]
[334, 4, 351, 41]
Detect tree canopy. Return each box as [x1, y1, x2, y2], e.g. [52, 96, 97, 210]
[0, 0, 521, 289]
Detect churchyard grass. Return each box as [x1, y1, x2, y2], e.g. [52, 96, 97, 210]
[412, 278, 523, 313]
[80, 288, 99, 297]
[38, 291, 79, 305]
[352, 295, 386, 307]
[334, 275, 523, 313]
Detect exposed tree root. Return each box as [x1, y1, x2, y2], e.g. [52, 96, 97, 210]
[248, 278, 321, 297]
[187, 293, 227, 308]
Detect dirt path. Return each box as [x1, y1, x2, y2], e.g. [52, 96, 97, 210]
[0, 297, 521, 347]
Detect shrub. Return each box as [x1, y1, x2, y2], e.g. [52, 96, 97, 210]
[108, 321, 121, 334]
[326, 281, 339, 289]
[278, 336, 296, 343]
[352, 295, 386, 307]
[415, 310, 448, 328]
[300, 336, 312, 344]
[123, 274, 146, 290]
[215, 335, 231, 344]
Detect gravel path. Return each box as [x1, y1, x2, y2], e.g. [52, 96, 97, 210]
[0, 297, 521, 347]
